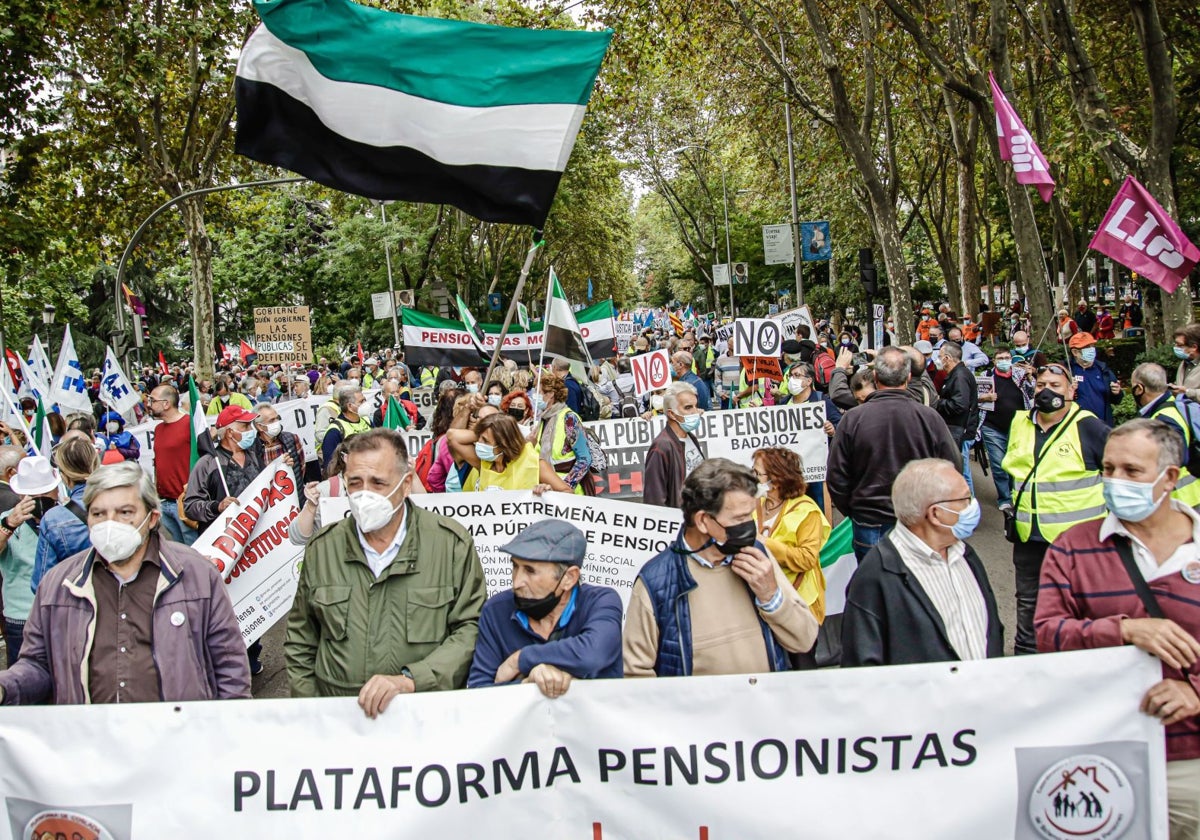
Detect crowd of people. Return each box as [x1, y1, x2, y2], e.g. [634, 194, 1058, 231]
[1, 290, 1199, 836]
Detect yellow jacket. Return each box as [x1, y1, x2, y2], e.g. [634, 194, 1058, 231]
[756, 495, 831, 623]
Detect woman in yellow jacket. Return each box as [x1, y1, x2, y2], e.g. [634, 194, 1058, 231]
[752, 447, 831, 623]
[449, 412, 567, 493]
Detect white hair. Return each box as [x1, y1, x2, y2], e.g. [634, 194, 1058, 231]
[891, 459, 961, 526]
[662, 381, 698, 413]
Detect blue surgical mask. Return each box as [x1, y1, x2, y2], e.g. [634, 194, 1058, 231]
[1080, 347, 1097, 364]
[465, 383, 479, 394]
[1103, 471, 1167, 523]
[1175, 346, 1190, 361]
[995, 359, 1012, 373]
[237, 428, 257, 450]
[487, 394, 502, 407]
[934, 498, 981, 541]
[677, 412, 702, 434]
[474, 442, 496, 462]
[534, 394, 547, 412]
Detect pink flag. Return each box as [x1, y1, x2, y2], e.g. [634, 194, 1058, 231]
[1088, 175, 1199, 295]
[989, 72, 1055, 203]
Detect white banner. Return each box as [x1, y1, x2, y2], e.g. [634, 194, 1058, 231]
[0, 648, 1166, 839]
[190, 456, 303, 646]
[99, 347, 141, 416]
[771, 304, 815, 341]
[323, 490, 682, 607]
[614, 320, 635, 353]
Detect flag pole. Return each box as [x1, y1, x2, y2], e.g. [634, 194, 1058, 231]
[532, 263, 557, 425]
[483, 230, 544, 388]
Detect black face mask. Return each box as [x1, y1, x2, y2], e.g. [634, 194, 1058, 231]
[514, 589, 563, 620]
[1034, 388, 1066, 414]
[31, 497, 57, 523]
[710, 519, 758, 556]
[507, 408, 526, 421]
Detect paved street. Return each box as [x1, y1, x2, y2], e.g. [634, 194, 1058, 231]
[250, 455, 1021, 699]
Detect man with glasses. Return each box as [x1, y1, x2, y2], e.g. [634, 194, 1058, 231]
[842, 458, 1003, 666]
[148, 385, 197, 546]
[1002, 363, 1108, 654]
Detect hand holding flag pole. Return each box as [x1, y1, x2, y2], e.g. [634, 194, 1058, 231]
[482, 230, 545, 387]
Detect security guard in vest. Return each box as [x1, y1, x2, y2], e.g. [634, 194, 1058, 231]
[320, 385, 372, 477]
[420, 365, 440, 389]
[1002, 363, 1109, 655]
[1131, 362, 1200, 508]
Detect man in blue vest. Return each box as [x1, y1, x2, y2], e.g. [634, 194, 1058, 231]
[623, 458, 818, 676]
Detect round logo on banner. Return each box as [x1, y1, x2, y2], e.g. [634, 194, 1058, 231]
[648, 354, 669, 389]
[25, 810, 116, 840]
[1028, 754, 1134, 840]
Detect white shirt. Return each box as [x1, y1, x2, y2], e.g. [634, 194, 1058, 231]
[889, 522, 990, 660]
[1098, 500, 1200, 582]
[356, 513, 410, 579]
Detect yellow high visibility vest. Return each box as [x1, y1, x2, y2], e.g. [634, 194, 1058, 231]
[1149, 400, 1200, 509]
[1002, 406, 1105, 543]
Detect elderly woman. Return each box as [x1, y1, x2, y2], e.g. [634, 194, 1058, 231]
[534, 373, 591, 495]
[449, 413, 563, 493]
[752, 447, 830, 626]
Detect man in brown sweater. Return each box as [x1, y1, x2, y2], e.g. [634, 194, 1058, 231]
[623, 459, 818, 676]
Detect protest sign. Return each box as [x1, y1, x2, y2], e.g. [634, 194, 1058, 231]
[0, 648, 1166, 839]
[629, 349, 670, 396]
[770, 304, 815, 341]
[732, 319, 782, 358]
[323, 490, 682, 607]
[254, 306, 312, 365]
[614, 320, 635, 353]
[977, 375, 995, 412]
[189, 456, 303, 646]
[740, 356, 784, 382]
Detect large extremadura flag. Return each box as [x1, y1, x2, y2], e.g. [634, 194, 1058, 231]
[234, 0, 612, 226]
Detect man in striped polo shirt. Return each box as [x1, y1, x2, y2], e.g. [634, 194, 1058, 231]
[1037, 418, 1200, 838]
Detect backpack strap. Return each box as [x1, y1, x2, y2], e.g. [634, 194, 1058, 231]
[65, 499, 88, 526]
[1111, 536, 1166, 619]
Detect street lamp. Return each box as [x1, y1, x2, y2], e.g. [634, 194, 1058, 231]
[669, 145, 734, 319]
[41, 304, 55, 357]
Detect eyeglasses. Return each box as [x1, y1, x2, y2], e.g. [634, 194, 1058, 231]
[1036, 364, 1070, 377]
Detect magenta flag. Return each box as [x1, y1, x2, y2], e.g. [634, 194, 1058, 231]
[1089, 175, 1199, 294]
[989, 72, 1055, 203]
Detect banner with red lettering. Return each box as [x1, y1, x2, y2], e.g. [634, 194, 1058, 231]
[1088, 175, 1200, 294]
[190, 456, 303, 647]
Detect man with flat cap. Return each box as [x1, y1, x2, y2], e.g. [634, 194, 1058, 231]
[468, 519, 622, 698]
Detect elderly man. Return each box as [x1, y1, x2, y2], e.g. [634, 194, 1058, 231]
[469, 520, 621, 697]
[285, 429, 486, 717]
[945, 325, 989, 370]
[0, 445, 24, 513]
[550, 357, 584, 414]
[841, 458, 1003, 666]
[185, 406, 264, 532]
[624, 458, 818, 676]
[254, 403, 304, 490]
[643, 381, 705, 508]
[1008, 330, 1049, 368]
[1002, 362, 1108, 654]
[1130, 362, 1200, 510]
[1036, 419, 1200, 837]
[1173, 323, 1200, 402]
[671, 351, 711, 410]
[827, 346, 960, 561]
[320, 384, 371, 477]
[149, 384, 198, 545]
[935, 342, 980, 491]
[0, 462, 250, 704]
[1067, 331, 1122, 426]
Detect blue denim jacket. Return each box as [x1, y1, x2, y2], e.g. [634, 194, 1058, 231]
[31, 483, 90, 593]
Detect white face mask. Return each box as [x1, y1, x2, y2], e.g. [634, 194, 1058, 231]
[650, 394, 665, 411]
[90, 513, 150, 564]
[105, 421, 121, 435]
[788, 377, 808, 395]
[348, 477, 406, 534]
[264, 421, 283, 438]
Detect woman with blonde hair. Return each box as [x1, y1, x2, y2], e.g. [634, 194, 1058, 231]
[31, 433, 100, 589]
[313, 373, 333, 396]
[449, 411, 564, 492]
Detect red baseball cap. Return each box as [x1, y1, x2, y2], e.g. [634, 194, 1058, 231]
[215, 405, 256, 428]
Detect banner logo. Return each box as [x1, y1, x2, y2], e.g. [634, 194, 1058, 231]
[1028, 754, 1135, 839]
[6, 799, 132, 840]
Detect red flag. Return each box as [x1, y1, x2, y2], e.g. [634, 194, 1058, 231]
[357, 342, 365, 366]
[1088, 175, 1200, 295]
[239, 340, 258, 365]
[158, 350, 169, 376]
[4, 349, 22, 389]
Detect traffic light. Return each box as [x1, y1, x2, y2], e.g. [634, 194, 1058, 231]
[111, 329, 129, 359]
[132, 313, 146, 349]
[859, 248, 878, 296]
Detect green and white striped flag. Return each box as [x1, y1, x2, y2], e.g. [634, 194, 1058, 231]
[819, 518, 859, 616]
[188, 377, 215, 469]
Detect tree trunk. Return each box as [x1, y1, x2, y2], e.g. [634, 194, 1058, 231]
[180, 195, 215, 381]
[948, 96, 981, 316]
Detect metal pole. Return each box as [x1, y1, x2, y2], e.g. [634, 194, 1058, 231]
[379, 203, 401, 347]
[720, 166, 734, 318]
[114, 176, 307, 359]
[781, 33, 804, 304]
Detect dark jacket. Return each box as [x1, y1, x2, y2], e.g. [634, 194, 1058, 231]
[643, 425, 704, 509]
[467, 584, 623, 686]
[1069, 358, 1122, 426]
[636, 529, 790, 677]
[184, 446, 264, 530]
[827, 389, 960, 525]
[0, 536, 251, 704]
[564, 374, 584, 415]
[841, 533, 1004, 667]
[936, 362, 980, 444]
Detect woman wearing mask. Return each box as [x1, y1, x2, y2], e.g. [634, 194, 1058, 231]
[484, 380, 508, 409]
[31, 433, 99, 591]
[534, 374, 592, 494]
[779, 363, 840, 510]
[426, 394, 498, 493]
[500, 390, 533, 436]
[97, 411, 140, 464]
[450, 413, 564, 493]
[752, 448, 831, 660]
[837, 331, 859, 353]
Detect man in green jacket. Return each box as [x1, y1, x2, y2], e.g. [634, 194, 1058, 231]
[285, 429, 486, 717]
